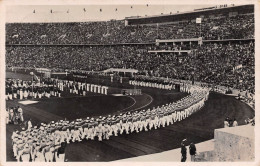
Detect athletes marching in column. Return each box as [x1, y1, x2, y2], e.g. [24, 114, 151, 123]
[10, 85, 209, 162]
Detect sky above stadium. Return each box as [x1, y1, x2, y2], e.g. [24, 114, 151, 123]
[6, 4, 215, 23]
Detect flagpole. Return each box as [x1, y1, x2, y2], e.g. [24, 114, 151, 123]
[84, 10, 86, 21]
[67, 10, 70, 22]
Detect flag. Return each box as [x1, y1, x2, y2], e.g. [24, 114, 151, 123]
[196, 18, 202, 24]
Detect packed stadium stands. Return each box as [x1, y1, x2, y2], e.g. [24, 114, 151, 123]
[6, 13, 254, 45]
[5, 5, 255, 94]
[6, 41, 255, 93]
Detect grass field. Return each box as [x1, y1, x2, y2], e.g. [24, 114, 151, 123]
[5, 71, 255, 161]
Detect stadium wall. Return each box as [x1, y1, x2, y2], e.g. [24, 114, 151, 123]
[197, 125, 255, 161]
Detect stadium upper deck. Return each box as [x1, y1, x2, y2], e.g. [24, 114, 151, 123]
[6, 5, 254, 45]
[125, 4, 254, 25]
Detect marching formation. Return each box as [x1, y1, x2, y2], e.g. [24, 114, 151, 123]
[66, 80, 109, 95]
[5, 79, 62, 100]
[11, 85, 209, 162]
[129, 79, 175, 90]
[129, 79, 195, 94]
[5, 78, 110, 101]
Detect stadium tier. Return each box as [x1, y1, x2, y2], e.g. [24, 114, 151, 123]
[6, 4, 255, 94]
[6, 42, 255, 93]
[6, 13, 254, 45]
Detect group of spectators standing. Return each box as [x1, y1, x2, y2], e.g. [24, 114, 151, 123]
[11, 85, 209, 162]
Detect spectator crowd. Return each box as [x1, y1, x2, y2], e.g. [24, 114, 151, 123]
[6, 14, 254, 45]
[5, 11, 255, 95]
[6, 41, 255, 94]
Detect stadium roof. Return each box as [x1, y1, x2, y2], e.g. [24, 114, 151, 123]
[126, 4, 251, 20]
[126, 4, 254, 25]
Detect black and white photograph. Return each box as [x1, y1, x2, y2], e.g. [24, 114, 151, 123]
[0, 0, 259, 164]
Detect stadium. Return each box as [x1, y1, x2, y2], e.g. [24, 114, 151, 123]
[4, 4, 255, 162]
